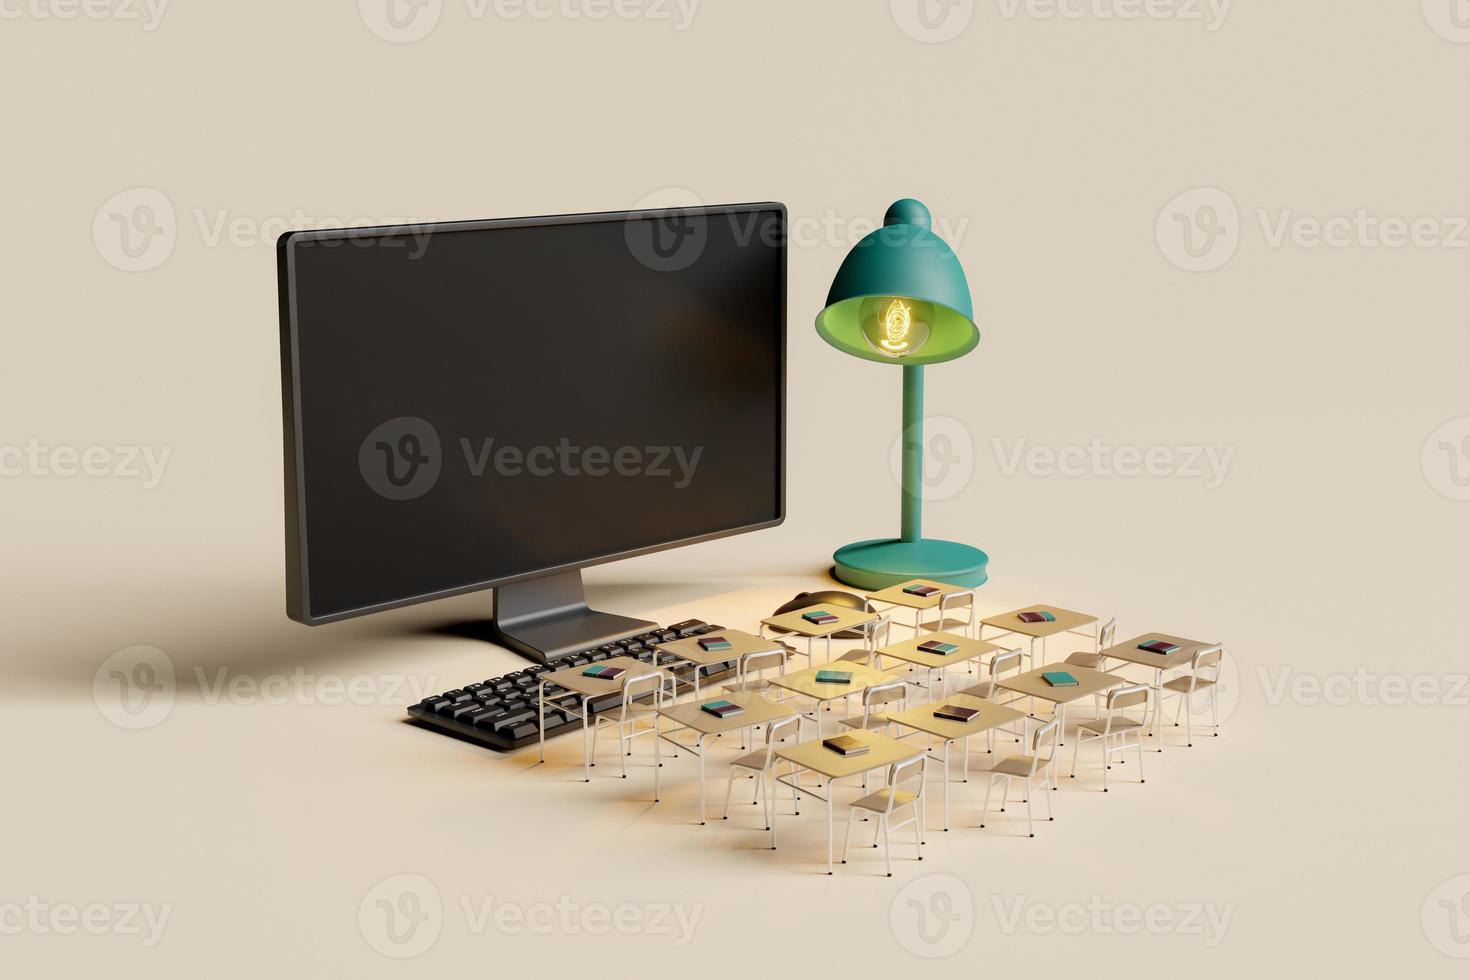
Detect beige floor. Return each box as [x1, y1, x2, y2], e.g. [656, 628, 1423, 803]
[2, 548, 1465, 975]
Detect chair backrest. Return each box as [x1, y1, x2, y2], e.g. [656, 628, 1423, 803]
[1195, 644, 1224, 670]
[989, 648, 1024, 679]
[752, 713, 799, 769]
[1103, 684, 1151, 731]
[1183, 644, 1224, 690]
[943, 588, 976, 610]
[1030, 717, 1060, 770]
[619, 671, 665, 710]
[861, 613, 892, 648]
[739, 647, 787, 684]
[863, 681, 908, 710]
[1099, 617, 1117, 649]
[883, 754, 927, 809]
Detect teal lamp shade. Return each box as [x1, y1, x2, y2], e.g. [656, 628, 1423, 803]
[815, 198, 988, 590]
[815, 199, 979, 366]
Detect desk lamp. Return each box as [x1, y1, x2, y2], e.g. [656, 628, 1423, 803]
[815, 198, 987, 589]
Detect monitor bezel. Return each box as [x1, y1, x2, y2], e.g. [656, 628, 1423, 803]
[278, 202, 787, 625]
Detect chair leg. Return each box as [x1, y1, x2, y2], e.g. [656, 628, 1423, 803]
[981, 775, 994, 828]
[1102, 738, 1109, 792]
[912, 806, 923, 859]
[1136, 734, 1146, 782]
[1211, 687, 1220, 735]
[840, 807, 858, 865]
[1069, 730, 1082, 779]
[1185, 693, 1194, 747]
[620, 725, 628, 778]
[722, 766, 740, 819]
[1044, 770, 1054, 821]
[1000, 776, 1010, 813]
[882, 819, 893, 877]
[1025, 777, 1034, 837]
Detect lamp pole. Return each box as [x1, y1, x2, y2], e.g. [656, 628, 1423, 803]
[901, 364, 923, 544]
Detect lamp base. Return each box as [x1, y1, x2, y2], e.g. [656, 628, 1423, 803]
[831, 538, 989, 591]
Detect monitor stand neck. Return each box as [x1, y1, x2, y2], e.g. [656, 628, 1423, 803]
[489, 569, 656, 664]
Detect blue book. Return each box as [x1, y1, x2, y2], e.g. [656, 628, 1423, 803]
[1042, 671, 1078, 688]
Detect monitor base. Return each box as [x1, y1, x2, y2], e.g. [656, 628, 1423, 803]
[489, 569, 657, 664]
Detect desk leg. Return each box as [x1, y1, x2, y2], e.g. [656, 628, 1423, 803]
[581, 696, 591, 782]
[698, 733, 708, 825]
[538, 681, 547, 763]
[827, 788, 835, 876]
[943, 740, 951, 832]
[1154, 668, 1165, 752]
[653, 714, 661, 803]
[769, 769, 778, 850]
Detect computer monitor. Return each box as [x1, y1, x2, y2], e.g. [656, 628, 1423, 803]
[277, 203, 786, 661]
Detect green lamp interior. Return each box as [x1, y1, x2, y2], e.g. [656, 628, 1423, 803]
[816, 198, 989, 590]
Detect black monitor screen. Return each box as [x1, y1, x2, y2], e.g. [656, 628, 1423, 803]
[279, 204, 785, 623]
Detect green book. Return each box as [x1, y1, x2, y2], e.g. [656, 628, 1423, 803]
[700, 699, 744, 719]
[918, 640, 959, 655]
[1041, 671, 1078, 687]
[814, 669, 853, 684]
[583, 664, 626, 680]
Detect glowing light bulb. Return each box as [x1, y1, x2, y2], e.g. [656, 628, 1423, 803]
[859, 296, 932, 358]
[880, 298, 913, 353]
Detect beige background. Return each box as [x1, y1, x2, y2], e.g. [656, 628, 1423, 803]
[3, 0, 1469, 974]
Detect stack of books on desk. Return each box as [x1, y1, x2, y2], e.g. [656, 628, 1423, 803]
[801, 610, 839, 626]
[933, 704, 979, 722]
[1041, 671, 1079, 688]
[1138, 639, 1181, 655]
[903, 584, 941, 597]
[582, 664, 626, 680]
[918, 639, 960, 655]
[813, 669, 853, 684]
[700, 699, 744, 719]
[697, 635, 733, 652]
[1018, 610, 1057, 624]
[822, 735, 869, 757]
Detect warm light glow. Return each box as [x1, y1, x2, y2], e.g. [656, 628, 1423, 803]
[880, 298, 912, 353]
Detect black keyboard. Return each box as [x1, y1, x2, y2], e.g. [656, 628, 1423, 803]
[407, 620, 740, 752]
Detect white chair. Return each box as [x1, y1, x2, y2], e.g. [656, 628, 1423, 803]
[1063, 616, 1117, 670]
[980, 717, 1060, 838]
[837, 680, 908, 734]
[1069, 684, 1150, 791]
[722, 713, 801, 832]
[925, 587, 979, 637]
[723, 646, 790, 696]
[589, 670, 669, 779]
[840, 755, 927, 876]
[958, 648, 1027, 762]
[1159, 644, 1225, 746]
